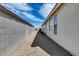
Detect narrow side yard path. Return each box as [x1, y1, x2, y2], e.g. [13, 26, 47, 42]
[31, 31, 72, 56]
[2, 31, 49, 56]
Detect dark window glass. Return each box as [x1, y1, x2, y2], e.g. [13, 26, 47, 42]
[54, 15, 57, 35]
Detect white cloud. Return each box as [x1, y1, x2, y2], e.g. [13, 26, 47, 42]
[1, 3, 33, 14]
[32, 22, 43, 29]
[39, 3, 56, 18]
[1, 3, 20, 14]
[22, 12, 44, 28]
[11, 3, 33, 11]
[22, 12, 44, 22]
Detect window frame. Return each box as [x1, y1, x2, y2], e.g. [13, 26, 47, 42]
[54, 15, 57, 35]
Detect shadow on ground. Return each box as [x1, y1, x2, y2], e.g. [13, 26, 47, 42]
[31, 31, 72, 56]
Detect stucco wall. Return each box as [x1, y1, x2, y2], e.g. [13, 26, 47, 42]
[43, 4, 79, 55]
[0, 10, 35, 54]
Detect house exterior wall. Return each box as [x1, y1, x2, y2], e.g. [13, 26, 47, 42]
[0, 9, 35, 54]
[42, 3, 79, 55]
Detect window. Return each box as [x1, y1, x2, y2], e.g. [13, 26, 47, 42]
[54, 15, 57, 35]
[43, 25, 46, 30]
[48, 21, 50, 31]
[49, 18, 54, 31]
[45, 24, 47, 30]
[47, 21, 49, 31]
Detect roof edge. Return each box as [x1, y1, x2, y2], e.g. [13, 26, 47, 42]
[0, 5, 34, 27]
[42, 3, 63, 27]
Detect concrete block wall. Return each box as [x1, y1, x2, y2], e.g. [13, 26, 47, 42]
[0, 10, 35, 53]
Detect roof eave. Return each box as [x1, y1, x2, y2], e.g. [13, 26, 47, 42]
[41, 3, 63, 27]
[0, 5, 34, 27]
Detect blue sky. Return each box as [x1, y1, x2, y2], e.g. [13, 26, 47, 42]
[0, 3, 56, 29]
